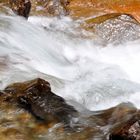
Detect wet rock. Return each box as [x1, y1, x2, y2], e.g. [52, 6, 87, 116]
[0, 0, 69, 16]
[31, 0, 69, 16]
[85, 13, 124, 25]
[9, 0, 31, 18]
[0, 100, 36, 140]
[1, 0, 140, 21]
[83, 14, 140, 45]
[3, 78, 78, 126]
[0, 6, 13, 16]
[67, 0, 140, 22]
[0, 79, 98, 140]
[109, 112, 140, 140]
[0, 87, 140, 140]
[92, 103, 137, 126]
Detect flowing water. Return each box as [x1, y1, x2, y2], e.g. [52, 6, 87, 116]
[0, 14, 140, 114]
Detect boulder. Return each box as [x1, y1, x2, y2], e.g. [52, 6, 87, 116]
[1, 83, 140, 140]
[3, 78, 78, 126]
[82, 14, 140, 44]
[1, 0, 140, 22]
[67, 0, 140, 22]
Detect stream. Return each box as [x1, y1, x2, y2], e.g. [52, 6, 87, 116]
[0, 14, 140, 139]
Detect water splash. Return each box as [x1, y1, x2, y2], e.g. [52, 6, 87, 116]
[0, 15, 140, 111]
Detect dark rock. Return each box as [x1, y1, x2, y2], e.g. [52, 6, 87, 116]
[1, 81, 140, 140]
[9, 0, 31, 18]
[109, 111, 140, 140]
[3, 78, 78, 126]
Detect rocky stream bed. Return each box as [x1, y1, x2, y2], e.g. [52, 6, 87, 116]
[0, 0, 140, 140]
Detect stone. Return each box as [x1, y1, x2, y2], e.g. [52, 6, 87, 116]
[1, 0, 140, 22]
[9, 0, 31, 18]
[83, 14, 140, 44]
[3, 78, 78, 126]
[0, 85, 140, 140]
[67, 0, 140, 22]
[109, 112, 140, 140]
[31, 0, 69, 16]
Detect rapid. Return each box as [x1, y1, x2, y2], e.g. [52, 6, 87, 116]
[0, 14, 140, 113]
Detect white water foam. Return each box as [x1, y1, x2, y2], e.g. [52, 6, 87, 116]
[0, 15, 140, 111]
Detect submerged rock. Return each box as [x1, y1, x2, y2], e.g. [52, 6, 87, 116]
[0, 78, 140, 139]
[0, 78, 97, 139]
[3, 78, 78, 126]
[83, 14, 140, 44]
[92, 103, 137, 126]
